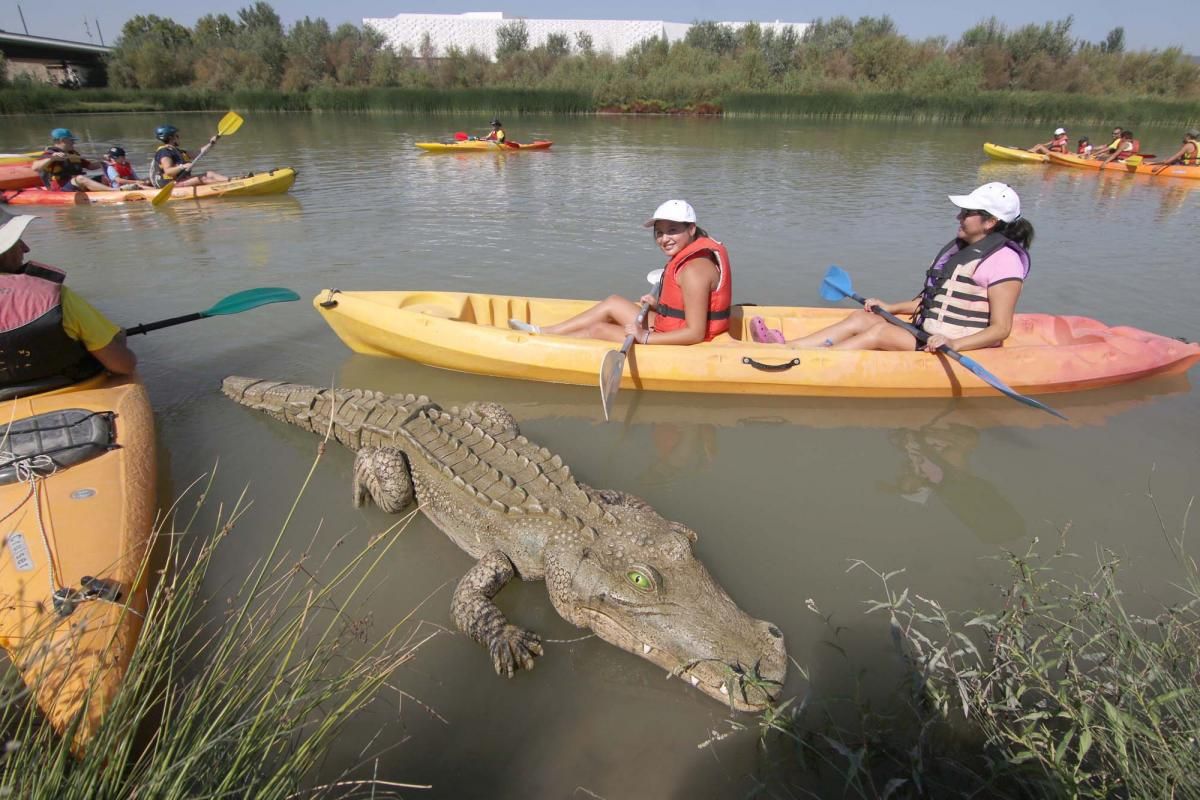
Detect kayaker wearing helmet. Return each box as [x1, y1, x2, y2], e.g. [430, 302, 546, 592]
[482, 118, 507, 144]
[0, 209, 137, 393]
[753, 183, 1032, 354]
[150, 124, 229, 188]
[30, 128, 116, 192]
[1150, 128, 1199, 168]
[508, 200, 732, 345]
[1028, 126, 1070, 155]
[103, 146, 152, 190]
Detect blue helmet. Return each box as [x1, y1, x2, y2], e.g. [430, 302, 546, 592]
[155, 124, 179, 142]
[50, 127, 75, 141]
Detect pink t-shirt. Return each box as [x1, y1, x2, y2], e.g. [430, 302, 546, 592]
[973, 247, 1027, 290]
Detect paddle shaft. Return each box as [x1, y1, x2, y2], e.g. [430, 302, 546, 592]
[126, 312, 205, 336]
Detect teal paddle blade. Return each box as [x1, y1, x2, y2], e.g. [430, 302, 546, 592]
[203, 288, 301, 317]
[820, 265, 853, 301]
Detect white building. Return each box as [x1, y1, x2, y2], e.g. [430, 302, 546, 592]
[363, 11, 808, 59]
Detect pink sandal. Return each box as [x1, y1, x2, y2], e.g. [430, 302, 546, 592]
[749, 316, 785, 344]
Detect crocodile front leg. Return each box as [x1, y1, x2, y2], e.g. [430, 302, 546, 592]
[352, 446, 414, 514]
[451, 550, 544, 677]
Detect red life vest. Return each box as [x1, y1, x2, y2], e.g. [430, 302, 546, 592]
[0, 262, 102, 391]
[1076, 143, 1092, 155]
[107, 159, 136, 180]
[1180, 142, 1198, 166]
[1049, 134, 1069, 153]
[652, 236, 732, 341]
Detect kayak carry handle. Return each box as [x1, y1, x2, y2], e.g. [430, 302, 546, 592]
[742, 356, 801, 372]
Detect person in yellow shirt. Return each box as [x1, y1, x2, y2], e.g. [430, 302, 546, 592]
[0, 209, 136, 393]
[482, 118, 507, 145]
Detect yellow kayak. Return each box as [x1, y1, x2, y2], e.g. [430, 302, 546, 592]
[2, 167, 297, 206]
[0, 374, 156, 747]
[314, 290, 1200, 398]
[983, 143, 1048, 163]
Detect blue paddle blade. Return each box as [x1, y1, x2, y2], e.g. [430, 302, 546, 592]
[202, 288, 300, 317]
[820, 265, 853, 301]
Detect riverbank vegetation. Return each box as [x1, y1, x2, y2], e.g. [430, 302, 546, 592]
[0, 466, 434, 797]
[2, 4, 1197, 123]
[758, 501, 1200, 796]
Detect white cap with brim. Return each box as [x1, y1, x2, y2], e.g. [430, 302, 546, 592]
[1054, 127, 1066, 135]
[643, 199, 697, 228]
[948, 182, 1021, 223]
[0, 208, 37, 255]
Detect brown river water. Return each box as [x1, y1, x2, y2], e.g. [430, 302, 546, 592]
[4, 112, 1198, 796]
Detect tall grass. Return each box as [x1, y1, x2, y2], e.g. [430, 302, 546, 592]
[0, 456, 438, 798]
[723, 89, 1200, 125]
[0, 87, 590, 116]
[756, 488, 1200, 796]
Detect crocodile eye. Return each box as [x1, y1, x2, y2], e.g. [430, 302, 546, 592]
[626, 569, 655, 593]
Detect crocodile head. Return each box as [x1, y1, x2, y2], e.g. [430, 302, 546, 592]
[544, 504, 787, 712]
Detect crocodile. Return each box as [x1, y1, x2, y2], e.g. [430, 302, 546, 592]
[221, 377, 787, 711]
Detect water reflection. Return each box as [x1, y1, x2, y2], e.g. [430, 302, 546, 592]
[879, 416, 1026, 545]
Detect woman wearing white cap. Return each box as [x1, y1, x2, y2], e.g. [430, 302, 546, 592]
[508, 200, 732, 345]
[0, 209, 137, 393]
[1029, 126, 1070, 155]
[760, 183, 1033, 354]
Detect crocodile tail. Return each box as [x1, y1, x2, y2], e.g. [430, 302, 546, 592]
[221, 377, 433, 452]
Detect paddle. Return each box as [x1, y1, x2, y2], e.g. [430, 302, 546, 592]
[599, 269, 664, 421]
[151, 111, 244, 207]
[819, 266, 1066, 420]
[125, 287, 299, 336]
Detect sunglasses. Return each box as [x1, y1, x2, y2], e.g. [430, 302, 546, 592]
[956, 209, 989, 221]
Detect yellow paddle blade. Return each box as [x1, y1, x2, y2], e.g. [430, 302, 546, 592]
[150, 180, 175, 207]
[1125, 155, 1143, 166]
[217, 111, 244, 137]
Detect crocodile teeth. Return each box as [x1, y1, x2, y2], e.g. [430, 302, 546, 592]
[642, 644, 652, 654]
[690, 675, 699, 687]
[720, 684, 729, 695]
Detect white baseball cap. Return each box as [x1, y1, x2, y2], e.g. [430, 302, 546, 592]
[643, 199, 697, 228]
[1054, 127, 1066, 135]
[948, 182, 1021, 223]
[0, 208, 37, 255]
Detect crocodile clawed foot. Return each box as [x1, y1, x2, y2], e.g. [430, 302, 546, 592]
[352, 446, 415, 513]
[489, 625, 543, 677]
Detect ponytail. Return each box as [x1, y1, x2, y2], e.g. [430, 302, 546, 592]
[994, 217, 1034, 250]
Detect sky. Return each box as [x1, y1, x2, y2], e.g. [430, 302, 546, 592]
[1, 1, 1194, 53]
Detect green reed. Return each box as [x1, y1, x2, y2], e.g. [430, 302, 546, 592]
[757, 487, 1200, 797]
[722, 89, 1200, 126]
[0, 454, 437, 798]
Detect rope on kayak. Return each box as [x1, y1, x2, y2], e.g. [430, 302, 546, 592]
[0, 452, 134, 618]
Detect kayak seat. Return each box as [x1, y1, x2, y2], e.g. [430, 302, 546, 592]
[0, 408, 117, 486]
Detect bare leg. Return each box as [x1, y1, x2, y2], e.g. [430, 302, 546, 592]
[200, 171, 229, 183]
[72, 175, 117, 192]
[787, 309, 890, 348]
[1029, 145, 1050, 155]
[540, 295, 642, 341]
[831, 323, 918, 351]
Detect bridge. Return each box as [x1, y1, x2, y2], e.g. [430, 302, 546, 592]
[0, 31, 112, 87]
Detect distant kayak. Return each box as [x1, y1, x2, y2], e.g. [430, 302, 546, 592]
[415, 140, 553, 153]
[1047, 151, 1200, 180]
[313, 290, 1200, 399]
[982, 143, 1048, 163]
[1, 168, 297, 205]
[0, 152, 40, 167]
[0, 164, 41, 190]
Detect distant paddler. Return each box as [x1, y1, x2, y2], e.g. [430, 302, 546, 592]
[1149, 128, 1199, 173]
[1099, 129, 1141, 165]
[481, 118, 507, 145]
[30, 128, 117, 193]
[1028, 126, 1070, 156]
[151, 124, 230, 189]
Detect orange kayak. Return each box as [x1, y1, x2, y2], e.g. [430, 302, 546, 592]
[0, 374, 156, 748]
[0, 164, 41, 190]
[314, 290, 1200, 398]
[1047, 151, 1200, 180]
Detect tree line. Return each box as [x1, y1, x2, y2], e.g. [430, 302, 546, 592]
[98, 4, 1197, 107]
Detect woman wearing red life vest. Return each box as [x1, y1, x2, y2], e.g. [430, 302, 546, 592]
[507, 200, 732, 345]
[754, 183, 1034, 354]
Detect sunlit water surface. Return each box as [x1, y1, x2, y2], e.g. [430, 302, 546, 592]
[4, 113, 1198, 796]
